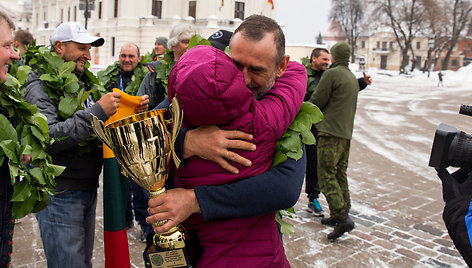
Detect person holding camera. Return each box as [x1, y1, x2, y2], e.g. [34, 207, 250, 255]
[438, 167, 472, 266]
[430, 106, 472, 266]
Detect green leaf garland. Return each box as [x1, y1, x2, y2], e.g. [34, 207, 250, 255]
[0, 73, 65, 219]
[22, 45, 107, 155]
[97, 60, 151, 96]
[274, 101, 323, 234]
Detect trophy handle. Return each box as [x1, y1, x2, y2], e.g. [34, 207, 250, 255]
[169, 97, 183, 168]
[90, 114, 113, 149]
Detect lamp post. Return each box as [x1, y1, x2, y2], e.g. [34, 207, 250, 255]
[79, 0, 95, 29]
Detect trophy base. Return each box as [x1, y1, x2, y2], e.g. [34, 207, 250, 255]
[147, 244, 192, 268]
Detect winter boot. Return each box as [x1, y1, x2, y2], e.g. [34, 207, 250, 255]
[321, 217, 336, 227]
[327, 213, 355, 241]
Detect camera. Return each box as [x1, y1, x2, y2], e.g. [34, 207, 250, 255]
[429, 104, 472, 170]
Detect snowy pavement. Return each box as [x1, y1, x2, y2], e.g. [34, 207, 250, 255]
[285, 67, 472, 268]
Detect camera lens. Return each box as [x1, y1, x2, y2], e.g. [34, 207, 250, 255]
[449, 131, 472, 168]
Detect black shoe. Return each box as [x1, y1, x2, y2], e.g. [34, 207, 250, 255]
[327, 216, 355, 241]
[126, 220, 134, 229]
[140, 228, 146, 243]
[321, 217, 336, 227]
[140, 224, 150, 243]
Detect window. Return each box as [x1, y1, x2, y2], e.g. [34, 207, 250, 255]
[68, 7, 70, 21]
[98, 2, 102, 19]
[189, 1, 196, 18]
[114, 0, 118, 17]
[112, 37, 115, 57]
[74, 6, 77, 21]
[361, 40, 365, 48]
[389, 41, 393, 49]
[382, 41, 387, 50]
[452, 59, 458, 69]
[61, 9, 63, 23]
[235, 2, 245, 20]
[376, 41, 380, 49]
[416, 41, 421, 49]
[152, 0, 162, 18]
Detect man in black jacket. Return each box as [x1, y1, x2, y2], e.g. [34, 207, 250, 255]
[22, 22, 147, 268]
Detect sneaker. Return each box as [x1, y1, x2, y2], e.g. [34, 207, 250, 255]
[307, 199, 324, 217]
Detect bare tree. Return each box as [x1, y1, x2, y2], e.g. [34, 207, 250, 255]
[440, 0, 472, 70]
[372, 0, 426, 73]
[421, 0, 449, 72]
[329, 0, 363, 62]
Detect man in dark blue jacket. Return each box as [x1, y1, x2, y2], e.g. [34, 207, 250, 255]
[147, 15, 305, 233]
[145, 16, 306, 266]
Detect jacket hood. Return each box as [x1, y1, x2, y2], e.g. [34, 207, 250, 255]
[168, 45, 252, 127]
[330, 42, 351, 64]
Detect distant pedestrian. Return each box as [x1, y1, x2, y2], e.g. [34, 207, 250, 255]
[438, 71, 444, 87]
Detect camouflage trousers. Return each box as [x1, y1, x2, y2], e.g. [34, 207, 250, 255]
[317, 133, 351, 219]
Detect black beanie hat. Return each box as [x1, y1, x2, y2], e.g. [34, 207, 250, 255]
[208, 30, 233, 51]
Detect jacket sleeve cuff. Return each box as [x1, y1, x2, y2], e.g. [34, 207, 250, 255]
[89, 102, 110, 122]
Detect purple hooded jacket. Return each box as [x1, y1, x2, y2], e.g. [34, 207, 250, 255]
[168, 45, 306, 267]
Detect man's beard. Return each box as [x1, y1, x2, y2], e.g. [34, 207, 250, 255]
[250, 73, 276, 100]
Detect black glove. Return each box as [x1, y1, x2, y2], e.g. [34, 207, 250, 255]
[437, 167, 472, 203]
[438, 167, 472, 267]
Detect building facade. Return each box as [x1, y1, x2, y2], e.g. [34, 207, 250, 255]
[355, 31, 430, 72]
[31, 0, 274, 65]
[1, 0, 33, 30]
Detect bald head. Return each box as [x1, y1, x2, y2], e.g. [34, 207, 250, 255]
[119, 43, 141, 72]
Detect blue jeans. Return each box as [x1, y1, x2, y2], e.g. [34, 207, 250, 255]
[126, 179, 152, 229]
[35, 190, 97, 268]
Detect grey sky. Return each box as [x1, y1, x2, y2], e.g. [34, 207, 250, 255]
[275, 0, 331, 45]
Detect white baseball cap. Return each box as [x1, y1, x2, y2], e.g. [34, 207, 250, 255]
[50, 22, 104, 47]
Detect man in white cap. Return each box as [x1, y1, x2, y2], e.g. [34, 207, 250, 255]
[23, 22, 148, 268]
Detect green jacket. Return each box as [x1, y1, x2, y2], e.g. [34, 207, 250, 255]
[309, 42, 359, 140]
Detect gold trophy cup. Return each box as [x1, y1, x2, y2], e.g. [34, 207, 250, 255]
[90, 97, 191, 268]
